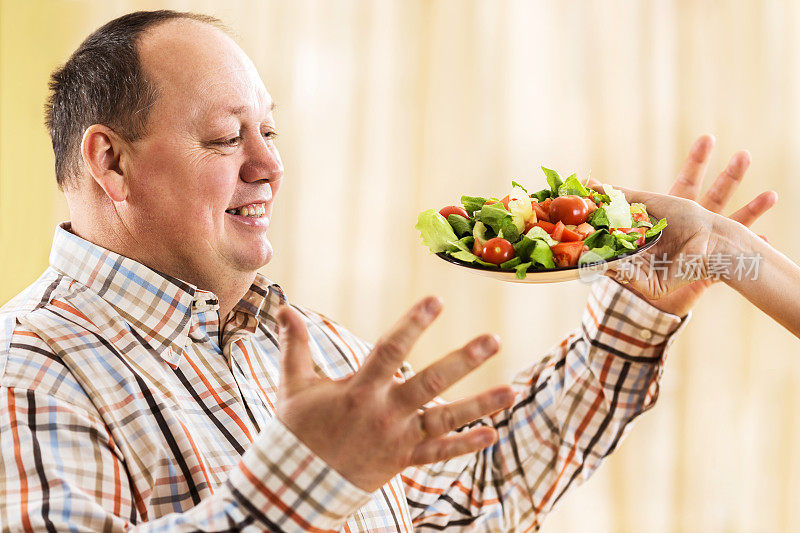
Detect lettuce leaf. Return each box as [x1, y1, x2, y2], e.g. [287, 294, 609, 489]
[584, 228, 614, 249]
[458, 235, 475, 249]
[447, 214, 473, 237]
[614, 234, 636, 250]
[477, 202, 513, 234]
[541, 166, 563, 196]
[515, 262, 532, 279]
[578, 245, 617, 265]
[415, 209, 461, 253]
[558, 174, 590, 197]
[513, 236, 536, 262]
[498, 220, 521, 244]
[461, 195, 488, 216]
[524, 225, 558, 246]
[591, 191, 611, 204]
[530, 239, 556, 268]
[588, 207, 610, 229]
[530, 188, 551, 202]
[602, 184, 633, 228]
[645, 217, 667, 238]
[473, 221, 489, 246]
[449, 250, 497, 267]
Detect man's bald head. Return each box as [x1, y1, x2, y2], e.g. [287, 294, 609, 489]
[45, 10, 227, 190]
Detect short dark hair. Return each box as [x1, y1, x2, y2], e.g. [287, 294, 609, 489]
[45, 10, 226, 190]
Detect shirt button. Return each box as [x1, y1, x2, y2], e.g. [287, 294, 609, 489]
[639, 329, 653, 340]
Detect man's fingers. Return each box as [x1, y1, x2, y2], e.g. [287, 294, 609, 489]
[419, 387, 514, 439]
[669, 134, 715, 200]
[357, 296, 442, 383]
[408, 427, 497, 466]
[393, 334, 500, 410]
[698, 150, 751, 213]
[276, 305, 316, 394]
[727, 190, 779, 227]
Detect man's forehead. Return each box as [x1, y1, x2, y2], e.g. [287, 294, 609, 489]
[202, 100, 277, 123]
[138, 19, 271, 117]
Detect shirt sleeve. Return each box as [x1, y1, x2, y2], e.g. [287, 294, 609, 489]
[0, 334, 370, 533]
[400, 278, 689, 531]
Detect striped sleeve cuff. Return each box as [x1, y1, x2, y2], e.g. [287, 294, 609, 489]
[226, 417, 370, 532]
[583, 278, 688, 362]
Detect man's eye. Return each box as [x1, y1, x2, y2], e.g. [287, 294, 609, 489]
[262, 131, 278, 141]
[220, 136, 242, 146]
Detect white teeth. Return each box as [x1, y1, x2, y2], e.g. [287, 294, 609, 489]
[229, 203, 266, 217]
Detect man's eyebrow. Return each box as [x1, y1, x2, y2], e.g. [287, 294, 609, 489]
[225, 101, 277, 116]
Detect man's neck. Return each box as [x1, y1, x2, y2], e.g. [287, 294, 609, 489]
[213, 273, 258, 324]
[68, 216, 257, 324]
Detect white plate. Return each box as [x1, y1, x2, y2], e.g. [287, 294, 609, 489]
[435, 230, 662, 284]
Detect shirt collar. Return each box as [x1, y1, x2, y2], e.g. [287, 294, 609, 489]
[49, 223, 286, 359]
[223, 273, 288, 344]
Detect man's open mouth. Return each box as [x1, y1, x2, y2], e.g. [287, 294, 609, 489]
[225, 203, 266, 217]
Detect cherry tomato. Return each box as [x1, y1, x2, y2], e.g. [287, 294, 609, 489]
[533, 220, 556, 234]
[575, 222, 596, 239]
[549, 195, 589, 225]
[482, 237, 515, 265]
[551, 221, 582, 242]
[439, 205, 469, 219]
[551, 241, 586, 267]
[531, 201, 550, 222]
[583, 197, 598, 214]
[632, 211, 649, 223]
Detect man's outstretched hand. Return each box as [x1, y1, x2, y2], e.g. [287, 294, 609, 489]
[275, 298, 515, 492]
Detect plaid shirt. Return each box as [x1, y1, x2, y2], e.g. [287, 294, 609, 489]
[0, 223, 686, 532]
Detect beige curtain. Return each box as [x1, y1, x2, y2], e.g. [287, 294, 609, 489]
[2, 1, 799, 531]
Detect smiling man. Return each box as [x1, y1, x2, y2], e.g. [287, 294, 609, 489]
[0, 9, 775, 533]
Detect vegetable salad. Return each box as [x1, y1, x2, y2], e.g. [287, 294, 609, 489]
[416, 168, 667, 279]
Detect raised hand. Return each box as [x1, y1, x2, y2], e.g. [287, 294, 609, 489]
[603, 135, 777, 313]
[275, 297, 515, 492]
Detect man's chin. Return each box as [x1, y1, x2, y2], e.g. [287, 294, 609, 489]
[232, 242, 273, 272]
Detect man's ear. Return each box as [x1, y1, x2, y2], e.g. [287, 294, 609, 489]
[80, 124, 130, 203]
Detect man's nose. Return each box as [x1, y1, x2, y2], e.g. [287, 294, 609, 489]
[239, 132, 284, 183]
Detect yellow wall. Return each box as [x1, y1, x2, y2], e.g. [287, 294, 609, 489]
[0, 1, 77, 302]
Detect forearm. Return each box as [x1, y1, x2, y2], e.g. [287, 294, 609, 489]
[402, 279, 687, 530]
[0, 387, 369, 533]
[717, 219, 800, 338]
